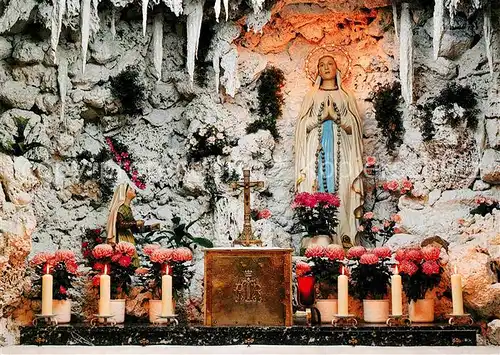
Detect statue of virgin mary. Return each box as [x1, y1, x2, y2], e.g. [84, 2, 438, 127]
[294, 53, 364, 245]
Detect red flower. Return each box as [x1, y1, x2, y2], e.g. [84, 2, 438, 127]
[92, 244, 113, 259]
[65, 260, 78, 274]
[363, 211, 374, 219]
[325, 244, 345, 261]
[395, 249, 406, 262]
[387, 180, 399, 191]
[373, 246, 392, 259]
[360, 253, 379, 265]
[82, 242, 89, 248]
[401, 179, 413, 192]
[365, 156, 376, 167]
[422, 246, 440, 261]
[391, 214, 402, 223]
[295, 261, 312, 277]
[422, 261, 440, 275]
[96, 238, 103, 244]
[406, 248, 423, 262]
[304, 245, 325, 258]
[59, 286, 67, 295]
[347, 246, 366, 259]
[93, 228, 102, 234]
[143, 244, 160, 257]
[115, 242, 136, 257]
[118, 256, 132, 268]
[172, 247, 193, 262]
[92, 275, 100, 286]
[400, 260, 418, 276]
[371, 226, 380, 233]
[83, 250, 91, 258]
[257, 209, 272, 220]
[93, 262, 104, 271]
[121, 152, 129, 158]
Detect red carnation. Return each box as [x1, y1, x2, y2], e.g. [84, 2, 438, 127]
[360, 253, 379, 265]
[422, 261, 440, 275]
[399, 260, 418, 276]
[373, 246, 392, 259]
[422, 246, 440, 261]
[395, 249, 407, 262]
[59, 286, 67, 295]
[93, 262, 104, 271]
[82, 242, 89, 248]
[118, 256, 132, 268]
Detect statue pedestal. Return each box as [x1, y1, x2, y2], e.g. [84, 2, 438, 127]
[203, 247, 293, 326]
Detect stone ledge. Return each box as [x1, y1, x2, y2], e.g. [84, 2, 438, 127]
[20, 324, 479, 347]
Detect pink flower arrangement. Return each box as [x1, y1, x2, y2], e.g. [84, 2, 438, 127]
[173, 247, 193, 262]
[293, 192, 340, 209]
[406, 248, 423, 262]
[399, 260, 418, 276]
[293, 192, 341, 236]
[422, 246, 440, 261]
[150, 248, 173, 264]
[359, 253, 379, 265]
[106, 137, 146, 190]
[304, 245, 325, 258]
[324, 244, 345, 261]
[143, 244, 161, 257]
[365, 156, 376, 167]
[421, 260, 440, 275]
[295, 261, 312, 277]
[347, 246, 366, 259]
[372, 246, 392, 259]
[92, 244, 114, 259]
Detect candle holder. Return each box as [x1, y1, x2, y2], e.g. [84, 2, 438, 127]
[153, 314, 178, 326]
[90, 314, 117, 327]
[331, 314, 357, 327]
[386, 314, 411, 326]
[447, 313, 473, 326]
[33, 314, 58, 326]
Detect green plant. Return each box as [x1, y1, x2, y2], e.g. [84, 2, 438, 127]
[110, 65, 146, 114]
[0, 117, 44, 157]
[246, 67, 285, 140]
[372, 82, 404, 154]
[220, 163, 240, 184]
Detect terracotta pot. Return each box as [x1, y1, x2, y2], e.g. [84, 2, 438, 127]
[52, 299, 71, 324]
[363, 299, 390, 323]
[409, 299, 434, 323]
[99, 299, 126, 324]
[148, 299, 176, 323]
[315, 299, 338, 323]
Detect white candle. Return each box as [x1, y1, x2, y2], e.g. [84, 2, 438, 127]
[41, 265, 53, 315]
[99, 265, 111, 316]
[161, 264, 173, 316]
[391, 265, 403, 316]
[338, 266, 349, 316]
[451, 265, 464, 315]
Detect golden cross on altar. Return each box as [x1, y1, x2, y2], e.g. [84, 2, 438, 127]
[231, 169, 264, 246]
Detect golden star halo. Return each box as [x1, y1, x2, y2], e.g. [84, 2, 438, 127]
[305, 44, 353, 82]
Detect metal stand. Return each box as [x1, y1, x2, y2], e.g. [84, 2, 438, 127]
[90, 314, 117, 327]
[153, 314, 178, 326]
[331, 314, 358, 327]
[386, 314, 411, 326]
[33, 314, 58, 326]
[447, 313, 473, 325]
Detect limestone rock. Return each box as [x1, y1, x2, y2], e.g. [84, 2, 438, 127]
[144, 109, 174, 127]
[148, 83, 180, 110]
[473, 180, 491, 191]
[0, 0, 38, 34]
[438, 28, 474, 60]
[480, 149, 500, 184]
[70, 63, 110, 90]
[83, 86, 113, 109]
[486, 118, 500, 149]
[12, 40, 45, 64]
[90, 34, 121, 65]
[237, 48, 267, 87]
[0, 81, 39, 110]
[487, 319, 500, 345]
[0, 37, 12, 59]
[11, 65, 57, 91]
[35, 94, 59, 114]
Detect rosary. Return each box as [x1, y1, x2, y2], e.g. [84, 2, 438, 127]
[315, 101, 342, 193]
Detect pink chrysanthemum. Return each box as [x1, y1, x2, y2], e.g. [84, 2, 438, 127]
[92, 244, 113, 259]
[115, 242, 136, 257]
[172, 247, 193, 262]
[54, 250, 75, 263]
[399, 260, 418, 276]
[325, 244, 345, 261]
[373, 246, 392, 259]
[363, 212, 374, 219]
[150, 248, 173, 264]
[143, 244, 160, 257]
[65, 260, 78, 274]
[118, 255, 132, 268]
[422, 260, 440, 275]
[422, 246, 440, 261]
[406, 248, 423, 262]
[395, 249, 407, 262]
[295, 261, 312, 277]
[360, 253, 379, 265]
[304, 245, 326, 258]
[347, 246, 366, 259]
[31, 252, 54, 266]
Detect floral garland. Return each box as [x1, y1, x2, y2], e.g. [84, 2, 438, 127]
[105, 137, 146, 190]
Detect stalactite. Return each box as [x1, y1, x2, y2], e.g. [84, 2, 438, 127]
[248, 0, 264, 13]
[223, 0, 228, 21]
[162, 0, 183, 16]
[213, 51, 220, 93]
[185, 0, 205, 85]
[484, 1, 493, 76]
[392, 0, 398, 39]
[142, 0, 149, 36]
[50, 0, 66, 63]
[58, 57, 68, 122]
[153, 12, 163, 81]
[448, 0, 459, 24]
[111, 7, 116, 39]
[214, 0, 221, 22]
[0, 0, 37, 33]
[400, 2, 413, 105]
[81, 0, 91, 74]
[220, 46, 239, 97]
[433, 0, 444, 60]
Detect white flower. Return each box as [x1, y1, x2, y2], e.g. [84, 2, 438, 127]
[216, 132, 224, 139]
[207, 136, 216, 144]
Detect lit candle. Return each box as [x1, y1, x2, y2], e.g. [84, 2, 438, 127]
[337, 266, 348, 316]
[161, 264, 173, 316]
[451, 265, 464, 315]
[99, 265, 111, 315]
[41, 264, 53, 315]
[391, 265, 403, 316]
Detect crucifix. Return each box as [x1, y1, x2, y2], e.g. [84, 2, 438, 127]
[231, 169, 264, 246]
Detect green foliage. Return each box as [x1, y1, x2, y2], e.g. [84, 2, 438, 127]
[110, 65, 146, 115]
[141, 217, 214, 250]
[350, 263, 391, 300]
[246, 67, 285, 140]
[220, 162, 240, 183]
[418, 83, 479, 141]
[372, 82, 404, 154]
[0, 117, 44, 157]
[402, 268, 442, 303]
[309, 257, 342, 297]
[187, 126, 235, 162]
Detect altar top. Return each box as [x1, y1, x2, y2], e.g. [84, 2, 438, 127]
[204, 247, 294, 252]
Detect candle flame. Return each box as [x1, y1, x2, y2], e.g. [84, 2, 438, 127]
[395, 265, 399, 275]
[104, 264, 108, 275]
[454, 265, 457, 274]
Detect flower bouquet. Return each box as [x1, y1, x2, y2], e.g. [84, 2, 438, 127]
[292, 192, 340, 250]
[30, 250, 79, 323]
[357, 212, 403, 246]
[347, 246, 392, 322]
[396, 246, 442, 322]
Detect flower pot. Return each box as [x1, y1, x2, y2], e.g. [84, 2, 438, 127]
[52, 299, 71, 324]
[99, 299, 126, 324]
[409, 299, 434, 323]
[315, 299, 338, 323]
[363, 299, 390, 323]
[148, 299, 176, 324]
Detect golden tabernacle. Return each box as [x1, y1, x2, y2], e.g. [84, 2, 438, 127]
[204, 247, 293, 326]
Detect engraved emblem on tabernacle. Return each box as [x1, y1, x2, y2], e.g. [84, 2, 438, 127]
[233, 270, 263, 304]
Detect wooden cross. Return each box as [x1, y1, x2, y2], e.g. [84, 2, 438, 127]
[231, 169, 264, 246]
